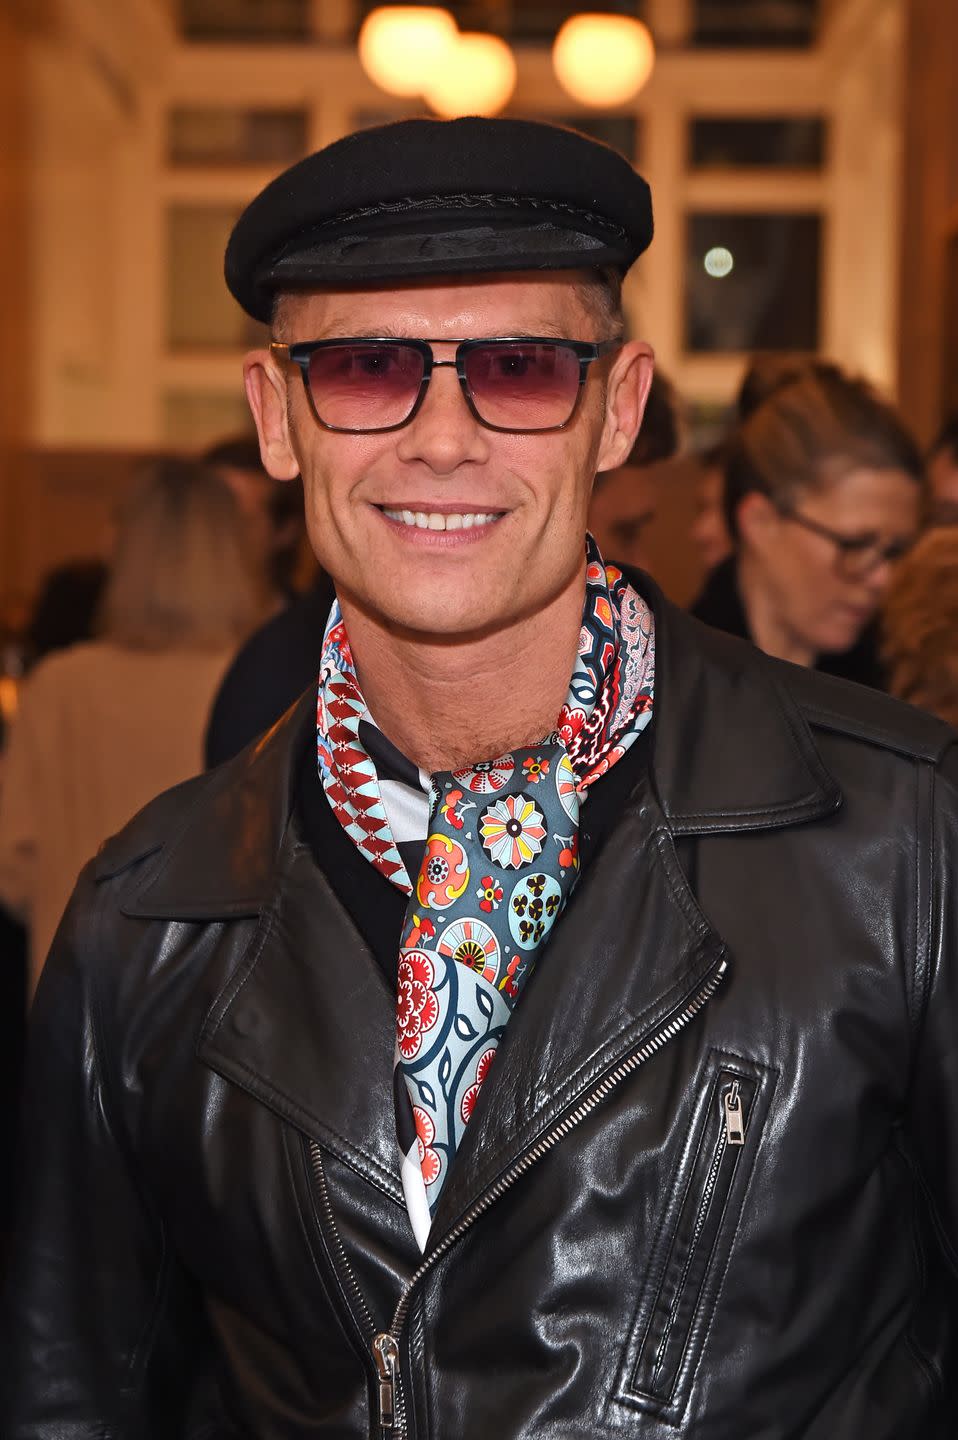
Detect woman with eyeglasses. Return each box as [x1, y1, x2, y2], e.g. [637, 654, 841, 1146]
[690, 366, 923, 687]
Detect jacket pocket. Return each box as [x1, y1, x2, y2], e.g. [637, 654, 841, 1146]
[608, 1049, 776, 1427]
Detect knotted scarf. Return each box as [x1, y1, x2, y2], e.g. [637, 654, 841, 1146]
[317, 536, 654, 1247]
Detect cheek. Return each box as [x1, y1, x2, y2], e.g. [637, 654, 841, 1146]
[770, 541, 836, 613]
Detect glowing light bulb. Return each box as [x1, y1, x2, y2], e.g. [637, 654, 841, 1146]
[704, 246, 734, 278]
[552, 13, 655, 108]
[358, 6, 458, 98]
[423, 32, 517, 118]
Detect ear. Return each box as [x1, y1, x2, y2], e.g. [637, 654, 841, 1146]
[594, 341, 655, 475]
[243, 350, 301, 481]
[735, 490, 778, 549]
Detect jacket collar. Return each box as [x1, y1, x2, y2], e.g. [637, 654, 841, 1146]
[111, 571, 839, 921]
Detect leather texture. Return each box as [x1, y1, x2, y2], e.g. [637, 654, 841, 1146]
[3, 576, 958, 1439]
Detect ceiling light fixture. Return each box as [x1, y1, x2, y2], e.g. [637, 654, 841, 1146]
[358, 5, 458, 98]
[423, 31, 517, 118]
[552, 12, 655, 107]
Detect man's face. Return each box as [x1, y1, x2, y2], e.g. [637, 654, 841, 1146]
[246, 273, 651, 641]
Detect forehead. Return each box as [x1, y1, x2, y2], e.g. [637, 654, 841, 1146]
[277, 271, 596, 339]
[811, 465, 920, 526]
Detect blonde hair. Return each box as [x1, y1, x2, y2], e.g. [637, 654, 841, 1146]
[882, 527, 958, 728]
[724, 368, 923, 537]
[99, 456, 268, 650]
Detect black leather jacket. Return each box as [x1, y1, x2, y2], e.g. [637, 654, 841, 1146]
[3, 581, 958, 1439]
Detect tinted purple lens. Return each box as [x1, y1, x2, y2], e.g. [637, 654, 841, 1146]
[306, 343, 425, 429]
[463, 343, 581, 429]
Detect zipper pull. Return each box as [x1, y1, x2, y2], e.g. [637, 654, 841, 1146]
[723, 1080, 746, 1146]
[372, 1332, 399, 1431]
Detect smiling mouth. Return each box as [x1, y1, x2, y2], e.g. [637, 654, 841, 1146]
[378, 507, 504, 532]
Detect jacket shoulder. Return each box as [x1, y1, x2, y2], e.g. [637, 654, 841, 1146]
[93, 765, 223, 881]
[765, 655, 955, 764]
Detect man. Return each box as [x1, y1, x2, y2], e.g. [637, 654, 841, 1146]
[928, 414, 958, 524]
[2, 118, 957, 1438]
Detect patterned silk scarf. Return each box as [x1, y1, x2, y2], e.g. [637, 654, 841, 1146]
[317, 537, 655, 1248]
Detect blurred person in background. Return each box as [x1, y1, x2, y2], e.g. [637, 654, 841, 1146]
[691, 367, 922, 686]
[882, 526, 958, 728]
[21, 560, 108, 671]
[689, 442, 733, 573]
[686, 356, 841, 601]
[0, 561, 105, 1264]
[587, 369, 680, 569]
[926, 415, 958, 525]
[204, 434, 310, 606]
[0, 456, 267, 993]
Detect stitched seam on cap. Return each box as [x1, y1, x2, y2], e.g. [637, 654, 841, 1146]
[310, 191, 629, 239]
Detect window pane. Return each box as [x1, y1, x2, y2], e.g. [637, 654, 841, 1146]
[685, 212, 821, 353]
[167, 206, 268, 349]
[169, 107, 308, 166]
[692, 0, 819, 48]
[690, 117, 825, 169]
[178, 0, 309, 42]
[164, 392, 254, 447]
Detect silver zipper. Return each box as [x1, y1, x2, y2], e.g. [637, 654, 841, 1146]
[370, 955, 728, 1434]
[372, 1332, 400, 1430]
[723, 1079, 746, 1146]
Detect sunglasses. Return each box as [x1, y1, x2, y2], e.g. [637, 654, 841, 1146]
[269, 336, 620, 434]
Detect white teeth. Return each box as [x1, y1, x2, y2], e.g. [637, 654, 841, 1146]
[381, 508, 500, 532]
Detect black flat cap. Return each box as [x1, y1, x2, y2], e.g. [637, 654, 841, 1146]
[225, 116, 653, 322]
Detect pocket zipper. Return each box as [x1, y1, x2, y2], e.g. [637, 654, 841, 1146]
[723, 1078, 746, 1146]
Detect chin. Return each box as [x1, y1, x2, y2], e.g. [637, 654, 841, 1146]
[364, 580, 522, 642]
[817, 624, 866, 656]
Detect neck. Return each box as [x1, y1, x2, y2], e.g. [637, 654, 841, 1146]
[737, 553, 816, 669]
[338, 576, 585, 774]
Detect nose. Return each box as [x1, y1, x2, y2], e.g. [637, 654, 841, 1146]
[394, 362, 490, 476]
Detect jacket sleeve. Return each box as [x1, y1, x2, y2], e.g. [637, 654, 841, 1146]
[909, 740, 958, 1277]
[0, 865, 202, 1438]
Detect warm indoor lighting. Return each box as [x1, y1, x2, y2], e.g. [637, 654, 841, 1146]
[552, 13, 655, 107]
[423, 32, 517, 118]
[358, 5, 458, 98]
[704, 246, 735, 278]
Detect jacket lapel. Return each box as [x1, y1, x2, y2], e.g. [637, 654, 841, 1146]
[196, 824, 407, 1205]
